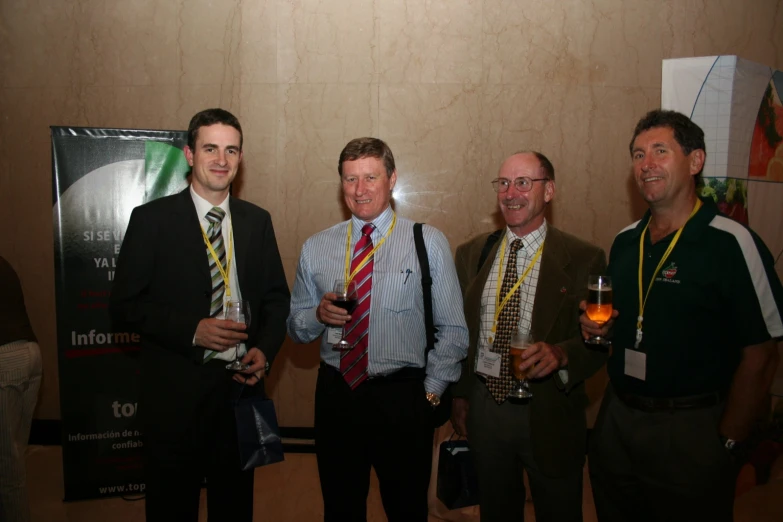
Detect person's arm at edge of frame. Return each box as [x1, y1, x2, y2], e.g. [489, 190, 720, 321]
[450, 238, 477, 437]
[719, 228, 783, 444]
[286, 237, 328, 345]
[423, 228, 469, 398]
[719, 340, 780, 442]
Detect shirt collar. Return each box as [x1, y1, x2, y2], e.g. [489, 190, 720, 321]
[629, 196, 715, 243]
[350, 205, 394, 239]
[190, 185, 230, 221]
[680, 196, 718, 242]
[505, 219, 547, 253]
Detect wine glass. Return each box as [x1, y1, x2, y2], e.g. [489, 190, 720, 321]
[224, 299, 251, 371]
[332, 279, 358, 351]
[585, 275, 612, 346]
[508, 331, 534, 399]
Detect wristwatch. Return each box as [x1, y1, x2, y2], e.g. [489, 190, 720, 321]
[264, 360, 271, 374]
[425, 392, 440, 408]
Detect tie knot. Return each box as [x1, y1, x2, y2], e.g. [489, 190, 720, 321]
[510, 239, 523, 253]
[206, 207, 226, 224]
[361, 223, 375, 237]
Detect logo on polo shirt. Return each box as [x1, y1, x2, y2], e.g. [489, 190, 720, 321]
[656, 262, 681, 284]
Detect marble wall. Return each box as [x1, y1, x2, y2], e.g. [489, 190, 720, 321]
[1, 0, 782, 424]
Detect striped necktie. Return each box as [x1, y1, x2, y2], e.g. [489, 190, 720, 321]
[206, 206, 227, 318]
[487, 239, 523, 402]
[340, 223, 375, 389]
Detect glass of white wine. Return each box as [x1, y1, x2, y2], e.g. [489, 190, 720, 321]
[224, 299, 251, 371]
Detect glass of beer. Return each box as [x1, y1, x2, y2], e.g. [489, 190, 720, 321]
[508, 331, 534, 399]
[332, 279, 358, 351]
[585, 275, 612, 346]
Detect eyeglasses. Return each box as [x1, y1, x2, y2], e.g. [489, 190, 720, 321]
[491, 177, 550, 193]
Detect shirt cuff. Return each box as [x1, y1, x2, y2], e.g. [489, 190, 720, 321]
[557, 368, 569, 385]
[424, 376, 448, 396]
[310, 307, 326, 328]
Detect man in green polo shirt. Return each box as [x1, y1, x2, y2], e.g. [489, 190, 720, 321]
[581, 109, 783, 522]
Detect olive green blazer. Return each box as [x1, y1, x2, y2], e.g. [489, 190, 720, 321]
[454, 225, 607, 477]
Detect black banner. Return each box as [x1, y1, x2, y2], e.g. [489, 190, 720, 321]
[52, 127, 189, 500]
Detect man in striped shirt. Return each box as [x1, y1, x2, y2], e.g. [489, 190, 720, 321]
[287, 137, 469, 522]
[581, 109, 783, 522]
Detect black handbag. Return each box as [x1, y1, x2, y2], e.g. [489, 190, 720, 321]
[413, 223, 452, 427]
[233, 384, 285, 471]
[436, 432, 480, 509]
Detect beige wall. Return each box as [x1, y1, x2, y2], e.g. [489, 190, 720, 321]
[1, 0, 782, 424]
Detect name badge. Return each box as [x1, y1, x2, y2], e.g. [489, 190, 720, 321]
[624, 348, 646, 381]
[325, 327, 343, 344]
[476, 348, 502, 378]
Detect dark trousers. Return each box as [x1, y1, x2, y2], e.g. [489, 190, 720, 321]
[589, 385, 735, 522]
[467, 378, 583, 522]
[314, 363, 434, 522]
[144, 375, 255, 522]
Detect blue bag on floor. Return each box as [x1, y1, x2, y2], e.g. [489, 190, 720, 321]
[234, 386, 285, 471]
[436, 433, 480, 509]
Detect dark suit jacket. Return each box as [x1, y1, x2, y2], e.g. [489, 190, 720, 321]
[454, 225, 607, 477]
[110, 187, 290, 443]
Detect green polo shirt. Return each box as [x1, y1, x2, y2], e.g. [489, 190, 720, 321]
[606, 198, 783, 398]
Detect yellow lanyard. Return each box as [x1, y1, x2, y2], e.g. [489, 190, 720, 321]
[488, 236, 545, 342]
[201, 219, 233, 299]
[343, 213, 397, 284]
[635, 199, 701, 348]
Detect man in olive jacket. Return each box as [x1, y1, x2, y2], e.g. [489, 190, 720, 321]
[451, 151, 607, 522]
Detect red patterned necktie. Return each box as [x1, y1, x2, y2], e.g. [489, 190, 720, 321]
[487, 239, 523, 402]
[340, 223, 375, 389]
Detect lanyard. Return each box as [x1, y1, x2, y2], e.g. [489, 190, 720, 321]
[201, 219, 233, 299]
[343, 213, 397, 284]
[635, 198, 701, 348]
[488, 236, 545, 342]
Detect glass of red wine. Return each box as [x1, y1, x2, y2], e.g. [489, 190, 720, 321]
[332, 279, 358, 351]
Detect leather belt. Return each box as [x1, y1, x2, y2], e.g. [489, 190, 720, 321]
[617, 391, 722, 412]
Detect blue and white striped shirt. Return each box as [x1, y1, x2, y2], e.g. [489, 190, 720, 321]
[287, 206, 469, 395]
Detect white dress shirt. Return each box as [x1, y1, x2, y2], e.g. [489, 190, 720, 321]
[190, 186, 245, 361]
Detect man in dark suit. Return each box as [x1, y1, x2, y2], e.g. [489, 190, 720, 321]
[451, 151, 607, 522]
[111, 108, 290, 522]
